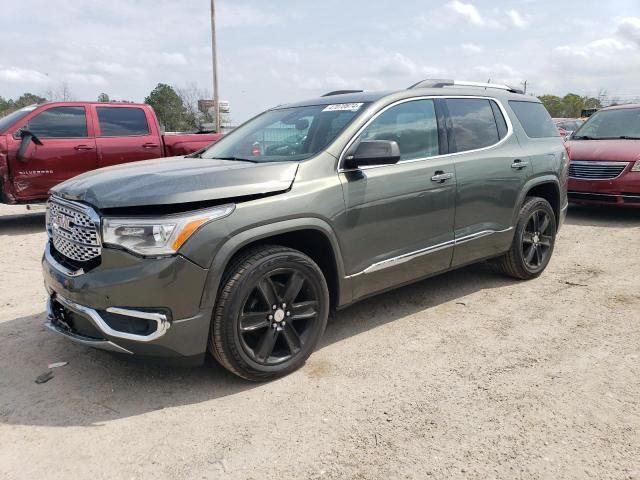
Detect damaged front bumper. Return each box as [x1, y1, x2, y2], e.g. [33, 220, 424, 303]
[42, 241, 213, 364]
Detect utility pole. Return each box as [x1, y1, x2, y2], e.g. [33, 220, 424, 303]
[210, 0, 220, 132]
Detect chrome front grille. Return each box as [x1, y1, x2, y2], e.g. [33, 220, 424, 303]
[47, 197, 101, 263]
[569, 161, 628, 180]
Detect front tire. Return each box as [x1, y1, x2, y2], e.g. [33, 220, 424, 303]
[209, 246, 329, 381]
[494, 196, 557, 280]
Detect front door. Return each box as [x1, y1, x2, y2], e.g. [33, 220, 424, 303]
[337, 99, 457, 300]
[7, 105, 97, 201]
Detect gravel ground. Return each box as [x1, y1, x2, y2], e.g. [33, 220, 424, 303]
[0, 203, 638, 480]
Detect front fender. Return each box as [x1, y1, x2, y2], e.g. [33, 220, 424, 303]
[198, 217, 349, 309]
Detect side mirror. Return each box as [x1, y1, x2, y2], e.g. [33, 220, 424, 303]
[343, 140, 401, 169]
[16, 128, 43, 163]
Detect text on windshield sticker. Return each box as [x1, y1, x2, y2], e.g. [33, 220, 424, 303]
[322, 103, 364, 112]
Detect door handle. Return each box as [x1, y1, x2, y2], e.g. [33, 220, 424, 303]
[511, 159, 529, 169]
[431, 171, 454, 183]
[74, 144, 94, 151]
[142, 143, 159, 149]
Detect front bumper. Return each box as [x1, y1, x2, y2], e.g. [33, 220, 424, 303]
[42, 241, 212, 361]
[568, 169, 640, 207]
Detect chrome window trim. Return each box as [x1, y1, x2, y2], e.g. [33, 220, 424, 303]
[337, 95, 514, 173]
[347, 227, 513, 278]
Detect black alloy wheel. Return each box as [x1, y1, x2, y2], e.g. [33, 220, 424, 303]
[209, 246, 329, 381]
[521, 209, 553, 270]
[238, 268, 320, 366]
[493, 196, 557, 280]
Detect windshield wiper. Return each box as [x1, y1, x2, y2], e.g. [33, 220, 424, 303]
[616, 135, 640, 140]
[213, 156, 260, 163]
[572, 135, 598, 140]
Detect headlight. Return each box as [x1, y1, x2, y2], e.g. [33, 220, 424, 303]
[632, 161, 640, 172]
[102, 204, 235, 256]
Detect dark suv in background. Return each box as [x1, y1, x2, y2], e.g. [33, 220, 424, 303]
[42, 79, 568, 381]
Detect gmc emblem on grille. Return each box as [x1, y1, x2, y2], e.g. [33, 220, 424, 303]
[52, 214, 72, 230]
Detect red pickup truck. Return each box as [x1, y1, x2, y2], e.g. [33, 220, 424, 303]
[0, 101, 223, 204]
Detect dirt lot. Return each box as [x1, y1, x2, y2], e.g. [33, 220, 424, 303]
[0, 203, 638, 480]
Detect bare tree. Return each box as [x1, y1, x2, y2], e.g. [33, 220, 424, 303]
[44, 82, 74, 101]
[176, 82, 213, 131]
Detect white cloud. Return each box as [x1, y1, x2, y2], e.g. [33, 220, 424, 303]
[556, 38, 633, 58]
[506, 9, 527, 28]
[218, 4, 282, 28]
[157, 53, 188, 66]
[62, 73, 107, 86]
[94, 61, 128, 75]
[447, 0, 486, 26]
[0, 66, 51, 84]
[461, 43, 484, 53]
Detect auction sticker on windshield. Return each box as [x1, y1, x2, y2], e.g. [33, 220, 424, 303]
[323, 103, 364, 112]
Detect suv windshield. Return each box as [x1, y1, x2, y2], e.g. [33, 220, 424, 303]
[201, 103, 368, 162]
[0, 105, 38, 134]
[574, 108, 640, 139]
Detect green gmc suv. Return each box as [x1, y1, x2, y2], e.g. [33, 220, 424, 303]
[43, 79, 568, 381]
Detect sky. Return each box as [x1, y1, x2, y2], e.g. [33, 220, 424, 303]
[1, 0, 640, 123]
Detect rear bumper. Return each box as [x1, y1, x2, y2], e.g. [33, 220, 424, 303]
[568, 170, 640, 207]
[42, 241, 213, 360]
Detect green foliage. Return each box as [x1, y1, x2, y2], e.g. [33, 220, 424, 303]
[13, 92, 46, 109]
[538, 93, 602, 118]
[144, 83, 190, 131]
[97, 93, 110, 102]
[0, 92, 46, 117]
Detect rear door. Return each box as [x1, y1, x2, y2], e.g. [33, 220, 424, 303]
[338, 98, 457, 300]
[6, 105, 97, 200]
[93, 105, 163, 167]
[445, 97, 528, 267]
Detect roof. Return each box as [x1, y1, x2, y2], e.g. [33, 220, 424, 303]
[600, 103, 640, 111]
[40, 101, 147, 107]
[275, 84, 536, 110]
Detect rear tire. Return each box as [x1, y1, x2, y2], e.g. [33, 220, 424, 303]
[209, 245, 329, 381]
[493, 197, 557, 280]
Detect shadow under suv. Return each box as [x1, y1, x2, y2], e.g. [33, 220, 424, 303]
[42, 79, 568, 381]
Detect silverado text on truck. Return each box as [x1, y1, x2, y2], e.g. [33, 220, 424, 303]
[0, 101, 223, 204]
[42, 80, 568, 381]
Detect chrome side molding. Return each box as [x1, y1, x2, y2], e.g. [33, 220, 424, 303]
[351, 227, 513, 277]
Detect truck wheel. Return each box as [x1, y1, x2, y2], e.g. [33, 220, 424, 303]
[209, 245, 329, 381]
[493, 197, 557, 280]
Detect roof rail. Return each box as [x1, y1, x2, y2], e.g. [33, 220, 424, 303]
[408, 79, 524, 95]
[321, 90, 364, 97]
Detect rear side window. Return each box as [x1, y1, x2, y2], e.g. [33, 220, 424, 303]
[358, 99, 439, 161]
[97, 107, 150, 136]
[509, 101, 559, 138]
[446, 99, 500, 152]
[28, 106, 88, 138]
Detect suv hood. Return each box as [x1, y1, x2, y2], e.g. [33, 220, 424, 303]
[566, 139, 640, 163]
[52, 156, 299, 209]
